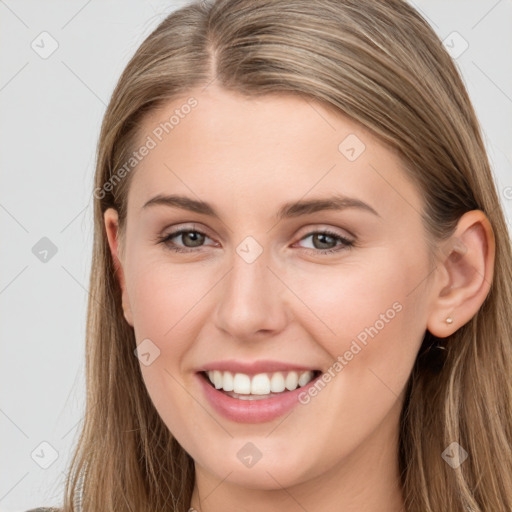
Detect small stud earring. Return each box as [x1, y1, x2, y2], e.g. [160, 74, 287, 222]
[446, 316, 454, 324]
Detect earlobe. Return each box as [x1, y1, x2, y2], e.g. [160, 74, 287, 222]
[426, 210, 495, 338]
[103, 208, 134, 327]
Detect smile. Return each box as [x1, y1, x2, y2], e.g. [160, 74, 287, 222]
[197, 368, 323, 423]
[204, 370, 320, 398]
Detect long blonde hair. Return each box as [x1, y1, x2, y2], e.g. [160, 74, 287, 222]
[61, 1, 512, 510]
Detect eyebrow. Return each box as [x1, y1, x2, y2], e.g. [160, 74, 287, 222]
[142, 193, 380, 219]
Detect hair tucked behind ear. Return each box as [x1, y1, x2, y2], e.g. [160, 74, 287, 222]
[59, 1, 512, 510]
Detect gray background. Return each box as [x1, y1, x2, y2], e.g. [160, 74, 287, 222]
[1, 1, 511, 510]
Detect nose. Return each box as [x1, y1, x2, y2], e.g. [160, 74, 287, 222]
[213, 244, 289, 341]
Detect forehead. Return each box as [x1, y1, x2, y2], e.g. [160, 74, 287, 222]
[127, 85, 422, 221]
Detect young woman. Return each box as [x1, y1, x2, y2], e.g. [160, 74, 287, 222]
[31, 0, 512, 510]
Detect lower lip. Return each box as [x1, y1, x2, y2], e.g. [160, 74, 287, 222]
[196, 372, 321, 423]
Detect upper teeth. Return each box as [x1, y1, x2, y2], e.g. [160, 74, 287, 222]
[206, 370, 316, 395]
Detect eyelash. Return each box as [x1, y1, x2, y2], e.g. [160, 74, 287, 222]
[156, 228, 355, 256]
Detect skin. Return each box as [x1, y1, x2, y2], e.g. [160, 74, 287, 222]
[104, 84, 495, 512]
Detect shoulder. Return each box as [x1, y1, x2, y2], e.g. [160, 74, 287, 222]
[25, 508, 62, 512]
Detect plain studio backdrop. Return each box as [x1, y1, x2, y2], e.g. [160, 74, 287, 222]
[1, 1, 511, 510]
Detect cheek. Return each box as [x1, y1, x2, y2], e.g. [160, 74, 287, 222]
[128, 259, 210, 446]
[127, 252, 211, 343]
[257, 250, 427, 475]
[125, 254, 208, 411]
[287, 246, 428, 406]
[287, 246, 426, 341]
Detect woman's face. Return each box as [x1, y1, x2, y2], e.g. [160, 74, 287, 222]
[105, 85, 439, 491]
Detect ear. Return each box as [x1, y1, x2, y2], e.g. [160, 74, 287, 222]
[426, 210, 495, 338]
[104, 208, 134, 327]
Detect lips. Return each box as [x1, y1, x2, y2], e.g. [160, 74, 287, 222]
[196, 369, 323, 422]
[197, 359, 320, 375]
